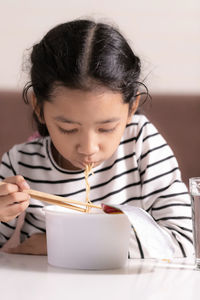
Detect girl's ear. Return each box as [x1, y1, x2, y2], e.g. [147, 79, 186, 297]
[30, 93, 45, 124]
[127, 95, 140, 124]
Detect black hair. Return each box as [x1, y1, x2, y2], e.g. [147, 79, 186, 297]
[23, 19, 148, 136]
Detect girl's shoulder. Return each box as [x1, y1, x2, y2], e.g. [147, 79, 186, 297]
[7, 136, 48, 159]
[127, 114, 150, 127]
[124, 114, 152, 137]
[121, 114, 160, 147]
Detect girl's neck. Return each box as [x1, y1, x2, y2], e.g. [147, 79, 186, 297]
[50, 142, 80, 171]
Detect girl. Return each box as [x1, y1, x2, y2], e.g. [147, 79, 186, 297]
[0, 19, 193, 257]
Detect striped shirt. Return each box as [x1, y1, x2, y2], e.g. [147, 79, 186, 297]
[0, 114, 193, 258]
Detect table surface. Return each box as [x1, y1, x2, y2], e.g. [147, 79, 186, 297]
[0, 253, 199, 300]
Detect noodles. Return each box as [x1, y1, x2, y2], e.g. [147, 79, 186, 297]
[84, 163, 94, 213]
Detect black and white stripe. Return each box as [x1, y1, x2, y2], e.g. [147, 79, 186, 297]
[0, 114, 193, 258]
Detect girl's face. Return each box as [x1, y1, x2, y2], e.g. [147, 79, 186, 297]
[40, 87, 138, 170]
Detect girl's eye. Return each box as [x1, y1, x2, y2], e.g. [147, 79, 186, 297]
[58, 126, 116, 134]
[98, 127, 116, 133]
[59, 127, 78, 134]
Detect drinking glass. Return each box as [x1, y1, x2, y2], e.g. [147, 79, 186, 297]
[189, 177, 200, 269]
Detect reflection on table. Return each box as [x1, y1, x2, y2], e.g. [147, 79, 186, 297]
[0, 253, 198, 300]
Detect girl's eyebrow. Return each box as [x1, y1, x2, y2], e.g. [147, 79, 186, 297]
[54, 116, 81, 125]
[95, 118, 120, 124]
[54, 116, 120, 124]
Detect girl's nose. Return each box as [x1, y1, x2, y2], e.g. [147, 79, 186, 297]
[77, 133, 99, 156]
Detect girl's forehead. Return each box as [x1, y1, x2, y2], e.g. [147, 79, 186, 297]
[50, 86, 123, 101]
[45, 86, 129, 122]
[49, 86, 126, 110]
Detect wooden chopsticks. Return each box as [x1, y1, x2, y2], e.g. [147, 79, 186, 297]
[0, 181, 102, 213]
[27, 188, 102, 212]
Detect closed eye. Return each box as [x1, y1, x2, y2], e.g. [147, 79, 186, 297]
[58, 126, 116, 134]
[58, 127, 78, 134]
[98, 127, 116, 133]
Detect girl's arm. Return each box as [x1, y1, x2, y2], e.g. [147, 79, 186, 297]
[0, 151, 30, 248]
[130, 116, 193, 258]
[1, 148, 47, 254]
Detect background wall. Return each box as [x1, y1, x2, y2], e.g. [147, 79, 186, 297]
[0, 0, 199, 94]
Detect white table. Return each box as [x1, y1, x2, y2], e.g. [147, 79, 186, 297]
[0, 253, 199, 300]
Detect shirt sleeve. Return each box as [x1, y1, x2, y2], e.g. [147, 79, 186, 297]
[132, 116, 194, 258]
[0, 145, 48, 247]
[0, 151, 18, 247]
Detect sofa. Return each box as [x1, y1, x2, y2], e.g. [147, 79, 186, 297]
[0, 90, 200, 187]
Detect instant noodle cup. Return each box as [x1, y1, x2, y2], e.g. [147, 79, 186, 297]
[44, 205, 131, 270]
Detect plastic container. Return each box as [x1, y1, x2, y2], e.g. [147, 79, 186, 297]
[44, 205, 131, 270]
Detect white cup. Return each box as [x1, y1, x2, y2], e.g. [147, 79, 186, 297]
[44, 205, 131, 270]
[189, 177, 200, 270]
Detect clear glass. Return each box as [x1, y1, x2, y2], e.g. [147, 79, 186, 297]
[189, 177, 200, 270]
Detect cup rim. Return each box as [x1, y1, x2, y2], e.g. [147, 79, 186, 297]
[43, 205, 125, 218]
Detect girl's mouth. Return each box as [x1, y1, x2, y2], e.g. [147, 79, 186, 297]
[80, 161, 100, 168]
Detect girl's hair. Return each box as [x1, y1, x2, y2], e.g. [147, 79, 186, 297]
[23, 19, 147, 136]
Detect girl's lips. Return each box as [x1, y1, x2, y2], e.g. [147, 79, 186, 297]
[82, 162, 96, 167]
[80, 161, 101, 168]
[83, 161, 95, 165]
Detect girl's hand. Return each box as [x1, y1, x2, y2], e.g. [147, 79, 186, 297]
[0, 175, 30, 222]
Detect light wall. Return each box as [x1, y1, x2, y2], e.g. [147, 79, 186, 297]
[0, 0, 199, 94]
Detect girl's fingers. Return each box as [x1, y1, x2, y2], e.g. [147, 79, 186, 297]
[0, 192, 30, 206]
[4, 175, 30, 192]
[0, 191, 30, 222]
[0, 182, 19, 196]
[7, 200, 29, 216]
[0, 176, 30, 222]
[0, 200, 29, 223]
